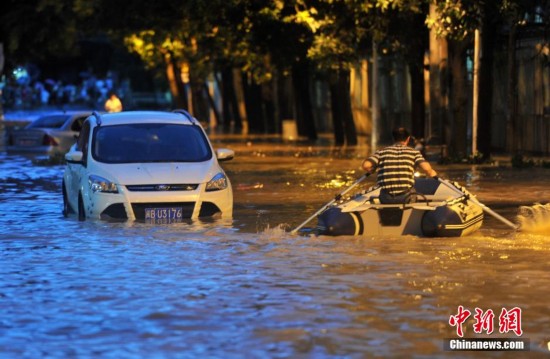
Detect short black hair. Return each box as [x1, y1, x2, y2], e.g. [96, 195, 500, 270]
[392, 127, 410, 142]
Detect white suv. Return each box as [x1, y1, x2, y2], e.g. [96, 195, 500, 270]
[62, 110, 234, 222]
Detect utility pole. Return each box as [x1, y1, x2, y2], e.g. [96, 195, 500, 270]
[472, 29, 480, 155]
[371, 39, 379, 151]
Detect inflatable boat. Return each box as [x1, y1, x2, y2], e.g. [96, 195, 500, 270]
[316, 178, 484, 237]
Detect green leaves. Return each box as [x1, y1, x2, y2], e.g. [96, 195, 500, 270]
[426, 0, 482, 40]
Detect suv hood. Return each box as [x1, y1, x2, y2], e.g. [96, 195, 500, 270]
[97, 161, 220, 185]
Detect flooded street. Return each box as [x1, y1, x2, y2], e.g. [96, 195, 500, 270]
[1, 136, 550, 357]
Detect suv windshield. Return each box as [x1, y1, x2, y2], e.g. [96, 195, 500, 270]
[92, 123, 212, 163]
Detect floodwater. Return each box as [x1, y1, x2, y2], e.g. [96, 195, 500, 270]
[1, 135, 550, 358]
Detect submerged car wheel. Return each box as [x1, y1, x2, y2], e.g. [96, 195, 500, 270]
[62, 181, 73, 217]
[78, 193, 86, 221]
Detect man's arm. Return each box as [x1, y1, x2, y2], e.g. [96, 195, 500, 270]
[419, 161, 437, 178]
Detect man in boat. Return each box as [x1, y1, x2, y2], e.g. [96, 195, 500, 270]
[361, 127, 438, 204]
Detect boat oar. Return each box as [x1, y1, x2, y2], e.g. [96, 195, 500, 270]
[290, 173, 370, 235]
[438, 178, 519, 230]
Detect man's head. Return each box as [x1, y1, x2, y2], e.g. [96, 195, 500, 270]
[392, 127, 410, 143]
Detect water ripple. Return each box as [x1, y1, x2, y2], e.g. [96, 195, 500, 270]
[1, 152, 550, 357]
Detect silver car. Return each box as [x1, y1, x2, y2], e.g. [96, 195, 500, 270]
[7, 111, 92, 157]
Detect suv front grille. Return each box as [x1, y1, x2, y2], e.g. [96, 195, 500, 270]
[126, 184, 199, 192]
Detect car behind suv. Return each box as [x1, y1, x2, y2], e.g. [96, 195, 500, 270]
[62, 110, 234, 222]
[7, 111, 92, 157]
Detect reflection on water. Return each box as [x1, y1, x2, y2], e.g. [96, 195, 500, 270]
[1, 142, 549, 357]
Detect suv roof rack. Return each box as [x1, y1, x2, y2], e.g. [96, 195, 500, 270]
[92, 111, 103, 126]
[172, 109, 199, 125]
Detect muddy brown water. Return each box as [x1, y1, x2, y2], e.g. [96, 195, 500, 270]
[1, 137, 549, 357]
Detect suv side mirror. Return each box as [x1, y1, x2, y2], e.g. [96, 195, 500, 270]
[65, 151, 84, 163]
[216, 148, 234, 162]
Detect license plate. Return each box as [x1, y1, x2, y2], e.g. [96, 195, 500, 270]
[18, 139, 36, 146]
[145, 207, 183, 223]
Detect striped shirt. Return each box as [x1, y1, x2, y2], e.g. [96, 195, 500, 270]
[366, 144, 426, 195]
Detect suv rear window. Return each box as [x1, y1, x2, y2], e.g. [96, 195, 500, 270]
[28, 115, 69, 129]
[92, 123, 212, 163]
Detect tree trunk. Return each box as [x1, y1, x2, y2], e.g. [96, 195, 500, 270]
[262, 78, 277, 133]
[406, 12, 428, 140]
[330, 69, 357, 146]
[506, 24, 518, 153]
[190, 77, 209, 122]
[164, 52, 187, 109]
[202, 82, 221, 127]
[448, 39, 469, 157]
[408, 56, 426, 140]
[292, 62, 317, 141]
[242, 72, 264, 133]
[477, 14, 497, 159]
[175, 62, 188, 110]
[220, 65, 243, 130]
[329, 72, 345, 146]
[428, 4, 449, 147]
[277, 72, 294, 129]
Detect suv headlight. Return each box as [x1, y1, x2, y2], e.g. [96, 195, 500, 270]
[206, 173, 228, 192]
[89, 175, 118, 193]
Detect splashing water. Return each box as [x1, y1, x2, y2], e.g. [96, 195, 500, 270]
[517, 203, 550, 234]
[258, 223, 291, 240]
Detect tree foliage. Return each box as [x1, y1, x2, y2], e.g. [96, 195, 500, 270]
[2, 0, 546, 80]
[1, 0, 81, 62]
[1, 0, 547, 144]
[426, 0, 481, 40]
